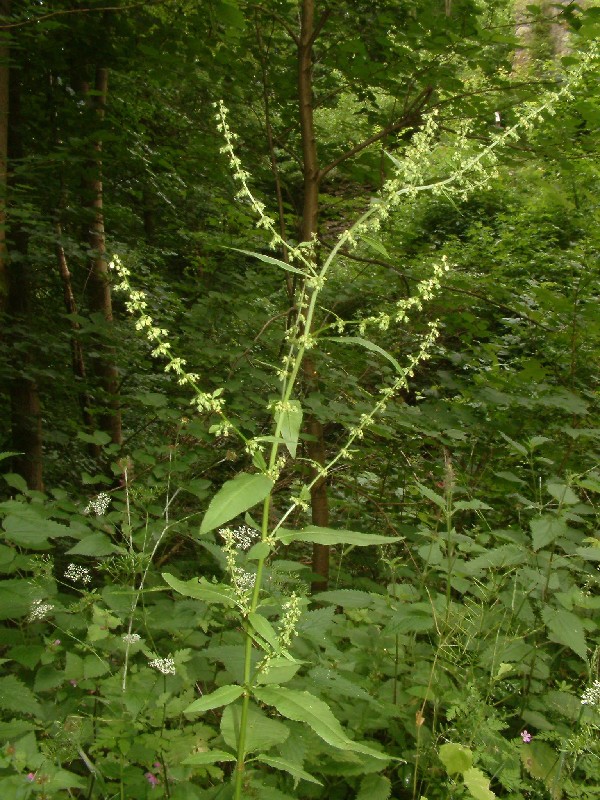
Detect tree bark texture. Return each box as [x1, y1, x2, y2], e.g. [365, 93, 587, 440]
[298, 0, 330, 592]
[83, 67, 122, 447]
[7, 64, 44, 490]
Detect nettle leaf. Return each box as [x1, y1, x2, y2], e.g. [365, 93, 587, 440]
[184, 684, 244, 715]
[162, 573, 235, 607]
[415, 482, 446, 509]
[357, 774, 391, 800]
[253, 687, 388, 759]
[221, 700, 290, 752]
[541, 607, 588, 660]
[67, 532, 123, 556]
[182, 749, 237, 765]
[546, 482, 579, 505]
[1, 502, 75, 548]
[463, 767, 496, 800]
[200, 473, 273, 535]
[0, 579, 39, 619]
[0, 675, 41, 716]
[277, 526, 401, 547]
[275, 400, 302, 458]
[530, 515, 568, 551]
[439, 743, 473, 775]
[521, 740, 562, 797]
[256, 755, 322, 786]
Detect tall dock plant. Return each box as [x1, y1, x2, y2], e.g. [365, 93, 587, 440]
[110, 43, 599, 799]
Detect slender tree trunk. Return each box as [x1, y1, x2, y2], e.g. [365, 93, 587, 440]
[83, 67, 122, 447]
[0, 1, 9, 312]
[7, 64, 44, 490]
[298, 0, 330, 592]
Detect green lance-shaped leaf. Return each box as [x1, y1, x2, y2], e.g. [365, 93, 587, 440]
[255, 755, 323, 786]
[248, 612, 281, 652]
[360, 234, 390, 259]
[184, 684, 244, 715]
[463, 767, 496, 800]
[324, 336, 402, 373]
[275, 400, 303, 458]
[221, 701, 289, 753]
[253, 686, 389, 760]
[162, 573, 235, 607]
[200, 473, 273, 535]
[277, 526, 401, 547]
[67, 533, 124, 556]
[226, 247, 306, 276]
[439, 743, 473, 775]
[182, 750, 237, 765]
[415, 482, 446, 510]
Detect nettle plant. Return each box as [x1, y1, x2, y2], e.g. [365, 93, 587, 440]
[1, 47, 599, 800]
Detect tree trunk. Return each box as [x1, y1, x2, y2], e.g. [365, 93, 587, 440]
[7, 63, 44, 491]
[298, 0, 330, 592]
[0, 0, 9, 312]
[83, 67, 122, 447]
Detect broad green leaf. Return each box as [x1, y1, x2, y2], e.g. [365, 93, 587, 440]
[184, 684, 244, 715]
[520, 741, 562, 798]
[546, 482, 579, 505]
[542, 607, 587, 660]
[324, 336, 402, 373]
[311, 589, 376, 608]
[0, 675, 41, 716]
[162, 573, 235, 607]
[200, 473, 273, 535]
[1, 503, 74, 548]
[415, 483, 446, 509]
[3, 473, 28, 493]
[530, 515, 568, 551]
[277, 526, 401, 547]
[0, 579, 40, 619]
[221, 700, 289, 752]
[453, 499, 492, 511]
[254, 658, 302, 685]
[463, 767, 496, 800]
[498, 432, 528, 456]
[248, 612, 280, 652]
[227, 247, 306, 275]
[439, 743, 473, 775]
[275, 400, 303, 458]
[357, 774, 392, 800]
[253, 686, 388, 759]
[256, 755, 322, 786]
[182, 750, 237, 765]
[67, 532, 123, 556]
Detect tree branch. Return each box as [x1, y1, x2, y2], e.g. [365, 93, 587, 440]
[318, 86, 434, 182]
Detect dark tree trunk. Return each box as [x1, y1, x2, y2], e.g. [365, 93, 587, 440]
[83, 67, 122, 448]
[298, 0, 330, 592]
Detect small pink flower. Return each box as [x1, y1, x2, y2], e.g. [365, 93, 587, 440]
[52, 639, 61, 646]
[26, 773, 36, 781]
[69, 679, 77, 687]
[153, 762, 161, 769]
[521, 730, 532, 743]
[145, 772, 159, 787]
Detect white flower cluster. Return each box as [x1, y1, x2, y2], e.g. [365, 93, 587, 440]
[581, 680, 600, 707]
[28, 599, 54, 622]
[122, 633, 141, 644]
[233, 567, 255, 594]
[231, 525, 259, 551]
[84, 493, 111, 516]
[148, 657, 175, 675]
[64, 563, 91, 585]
